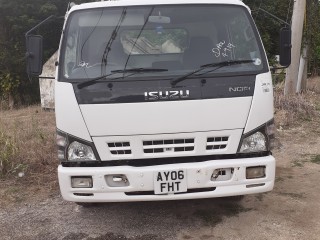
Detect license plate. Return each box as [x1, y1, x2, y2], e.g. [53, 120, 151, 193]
[154, 170, 187, 194]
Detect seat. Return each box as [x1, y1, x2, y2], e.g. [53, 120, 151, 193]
[95, 41, 127, 67]
[107, 41, 127, 66]
[183, 37, 214, 69]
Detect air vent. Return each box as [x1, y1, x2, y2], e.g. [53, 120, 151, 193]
[143, 138, 194, 154]
[107, 142, 132, 155]
[206, 136, 229, 151]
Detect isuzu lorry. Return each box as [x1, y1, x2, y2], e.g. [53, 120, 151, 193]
[26, 0, 291, 203]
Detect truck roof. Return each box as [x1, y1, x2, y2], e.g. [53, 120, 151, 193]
[70, 0, 248, 13]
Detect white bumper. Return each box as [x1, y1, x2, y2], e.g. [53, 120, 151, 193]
[58, 156, 275, 202]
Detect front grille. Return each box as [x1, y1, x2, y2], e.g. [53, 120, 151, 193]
[94, 130, 240, 160]
[206, 136, 229, 151]
[107, 142, 132, 155]
[143, 138, 195, 154]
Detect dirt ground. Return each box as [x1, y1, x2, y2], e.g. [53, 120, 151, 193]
[0, 80, 320, 240]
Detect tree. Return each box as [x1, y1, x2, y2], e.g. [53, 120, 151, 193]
[0, 0, 58, 107]
[0, 0, 93, 108]
[305, 0, 320, 76]
[243, 0, 293, 63]
[244, 0, 320, 93]
[0, 0, 319, 106]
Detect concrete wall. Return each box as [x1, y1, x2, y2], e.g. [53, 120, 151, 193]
[39, 51, 57, 109]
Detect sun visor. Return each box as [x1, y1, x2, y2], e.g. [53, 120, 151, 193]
[78, 12, 144, 27]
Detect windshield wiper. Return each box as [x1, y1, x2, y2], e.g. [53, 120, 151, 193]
[111, 68, 168, 73]
[77, 68, 168, 89]
[171, 60, 254, 86]
[77, 73, 120, 89]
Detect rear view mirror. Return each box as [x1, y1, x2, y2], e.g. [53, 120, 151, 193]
[279, 27, 292, 66]
[26, 35, 43, 76]
[148, 16, 171, 24]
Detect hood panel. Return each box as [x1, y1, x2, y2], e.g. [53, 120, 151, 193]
[80, 97, 252, 136]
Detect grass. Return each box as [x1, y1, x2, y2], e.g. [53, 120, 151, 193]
[0, 131, 18, 176]
[310, 155, 320, 164]
[275, 176, 285, 182]
[0, 106, 56, 186]
[0, 106, 58, 206]
[278, 192, 305, 199]
[297, 154, 320, 166]
[5, 186, 21, 194]
[273, 77, 320, 129]
[274, 86, 318, 127]
[292, 160, 304, 168]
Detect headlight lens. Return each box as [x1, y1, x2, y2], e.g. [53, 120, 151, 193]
[68, 141, 96, 161]
[239, 131, 267, 153]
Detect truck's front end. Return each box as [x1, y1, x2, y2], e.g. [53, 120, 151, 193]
[56, 0, 276, 202]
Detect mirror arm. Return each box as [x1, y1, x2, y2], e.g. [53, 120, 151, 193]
[25, 15, 63, 60]
[25, 15, 64, 80]
[259, 8, 291, 28]
[270, 65, 290, 73]
[25, 15, 64, 37]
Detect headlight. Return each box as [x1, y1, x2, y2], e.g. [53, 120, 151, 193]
[68, 141, 96, 161]
[238, 119, 275, 154]
[239, 131, 267, 153]
[56, 130, 99, 162]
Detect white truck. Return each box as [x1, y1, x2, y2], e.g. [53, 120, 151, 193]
[26, 0, 291, 203]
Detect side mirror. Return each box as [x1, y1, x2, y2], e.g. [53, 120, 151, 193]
[279, 27, 292, 66]
[26, 35, 43, 76]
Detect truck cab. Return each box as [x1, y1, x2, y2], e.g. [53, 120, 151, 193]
[26, 0, 291, 202]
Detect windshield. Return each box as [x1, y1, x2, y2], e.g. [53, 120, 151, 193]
[60, 4, 267, 82]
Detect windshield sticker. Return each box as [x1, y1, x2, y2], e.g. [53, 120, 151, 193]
[212, 41, 236, 58]
[254, 58, 262, 66]
[78, 61, 89, 68]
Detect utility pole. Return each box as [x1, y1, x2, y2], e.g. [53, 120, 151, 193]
[297, 46, 308, 92]
[284, 0, 306, 95]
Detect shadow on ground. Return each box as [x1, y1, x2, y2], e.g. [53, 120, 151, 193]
[59, 196, 251, 240]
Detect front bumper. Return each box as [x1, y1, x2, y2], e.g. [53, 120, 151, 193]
[58, 155, 275, 202]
